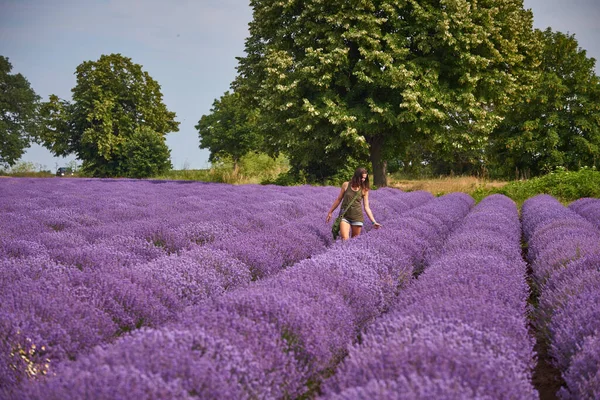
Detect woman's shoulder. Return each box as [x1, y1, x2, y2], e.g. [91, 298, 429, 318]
[341, 181, 349, 189]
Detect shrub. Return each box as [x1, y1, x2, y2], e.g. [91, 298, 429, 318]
[473, 168, 600, 205]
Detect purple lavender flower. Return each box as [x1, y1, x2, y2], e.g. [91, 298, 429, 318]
[324, 375, 478, 399]
[323, 194, 536, 399]
[546, 269, 600, 372]
[569, 197, 600, 230]
[1, 179, 470, 398]
[522, 194, 600, 397]
[559, 333, 600, 400]
[325, 314, 537, 399]
[133, 246, 252, 306]
[18, 361, 192, 400]
[0, 256, 118, 389]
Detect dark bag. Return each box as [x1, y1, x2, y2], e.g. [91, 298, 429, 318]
[331, 189, 362, 240]
[332, 216, 343, 240]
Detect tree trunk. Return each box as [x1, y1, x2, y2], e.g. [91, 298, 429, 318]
[233, 158, 239, 176]
[369, 136, 387, 187]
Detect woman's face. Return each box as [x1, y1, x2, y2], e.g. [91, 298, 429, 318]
[361, 173, 367, 182]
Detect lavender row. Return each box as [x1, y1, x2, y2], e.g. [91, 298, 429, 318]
[14, 193, 473, 399]
[1, 179, 340, 342]
[205, 186, 431, 280]
[0, 179, 431, 393]
[0, 180, 418, 278]
[0, 179, 343, 329]
[0, 178, 338, 257]
[522, 194, 600, 399]
[0, 180, 426, 287]
[323, 194, 537, 399]
[568, 197, 600, 230]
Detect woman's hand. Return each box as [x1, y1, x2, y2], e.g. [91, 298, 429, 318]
[326, 212, 333, 223]
[373, 222, 382, 229]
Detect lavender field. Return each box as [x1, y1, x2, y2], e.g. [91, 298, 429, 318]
[1, 178, 599, 399]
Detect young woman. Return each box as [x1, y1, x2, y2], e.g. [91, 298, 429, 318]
[326, 167, 382, 240]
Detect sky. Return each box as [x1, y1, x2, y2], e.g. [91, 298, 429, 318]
[1, 0, 599, 171]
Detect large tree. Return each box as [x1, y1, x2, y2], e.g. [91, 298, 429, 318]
[39, 53, 179, 177]
[490, 28, 600, 178]
[196, 91, 262, 173]
[0, 56, 40, 167]
[235, 0, 537, 186]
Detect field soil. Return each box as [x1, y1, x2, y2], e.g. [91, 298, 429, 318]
[532, 328, 564, 400]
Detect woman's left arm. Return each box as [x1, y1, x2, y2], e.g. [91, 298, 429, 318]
[363, 191, 382, 228]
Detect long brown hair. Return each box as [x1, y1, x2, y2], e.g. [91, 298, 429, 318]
[350, 167, 370, 192]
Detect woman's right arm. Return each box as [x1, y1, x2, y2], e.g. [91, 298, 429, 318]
[326, 182, 347, 222]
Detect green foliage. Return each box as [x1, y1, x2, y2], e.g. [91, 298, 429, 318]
[238, 152, 289, 178]
[39, 53, 179, 178]
[0, 56, 40, 167]
[196, 91, 262, 170]
[322, 159, 365, 187]
[65, 159, 80, 173]
[267, 169, 308, 186]
[473, 168, 600, 205]
[156, 153, 289, 184]
[235, 0, 538, 186]
[490, 28, 600, 178]
[6, 160, 37, 173]
[266, 156, 363, 186]
[211, 152, 289, 184]
[0, 160, 52, 177]
[118, 126, 172, 178]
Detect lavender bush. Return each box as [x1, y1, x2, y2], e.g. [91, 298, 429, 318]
[561, 333, 600, 400]
[323, 194, 537, 399]
[12, 189, 482, 399]
[1, 178, 432, 395]
[0, 256, 117, 390]
[569, 197, 600, 230]
[522, 194, 600, 398]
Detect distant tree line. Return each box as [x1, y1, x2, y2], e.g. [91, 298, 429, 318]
[1, 54, 178, 178]
[198, 1, 600, 186]
[0, 56, 40, 167]
[2, 0, 599, 182]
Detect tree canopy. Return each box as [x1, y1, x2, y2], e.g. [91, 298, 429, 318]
[196, 91, 262, 173]
[39, 53, 179, 177]
[490, 28, 600, 178]
[0, 56, 40, 167]
[233, 0, 538, 185]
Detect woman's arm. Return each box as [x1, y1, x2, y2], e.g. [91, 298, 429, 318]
[326, 182, 348, 222]
[363, 190, 382, 228]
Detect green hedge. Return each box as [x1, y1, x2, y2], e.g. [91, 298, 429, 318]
[473, 168, 600, 205]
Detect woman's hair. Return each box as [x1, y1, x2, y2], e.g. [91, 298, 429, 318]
[350, 167, 370, 192]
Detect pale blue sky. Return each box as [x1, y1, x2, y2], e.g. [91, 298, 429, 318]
[1, 0, 599, 171]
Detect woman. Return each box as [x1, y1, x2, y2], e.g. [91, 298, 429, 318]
[326, 167, 382, 240]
